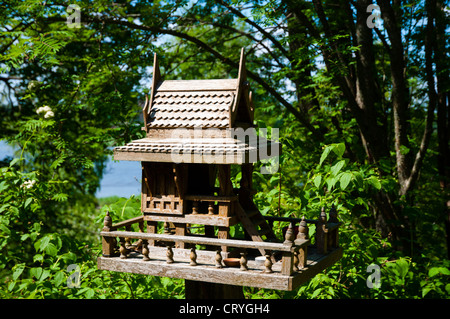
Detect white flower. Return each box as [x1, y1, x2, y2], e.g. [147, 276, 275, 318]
[44, 111, 54, 118]
[37, 105, 52, 114]
[21, 180, 36, 189]
[37, 106, 54, 118]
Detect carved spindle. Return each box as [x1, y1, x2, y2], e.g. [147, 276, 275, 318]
[142, 239, 150, 261]
[284, 222, 295, 245]
[240, 252, 248, 271]
[192, 201, 199, 214]
[163, 222, 170, 234]
[297, 216, 309, 240]
[119, 238, 127, 259]
[264, 254, 273, 273]
[125, 225, 132, 248]
[329, 204, 338, 223]
[320, 207, 327, 224]
[293, 251, 299, 272]
[166, 245, 174, 264]
[215, 248, 223, 268]
[190, 247, 197, 266]
[316, 208, 328, 254]
[102, 212, 115, 257]
[208, 203, 214, 215]
[102, 211, 112, 231]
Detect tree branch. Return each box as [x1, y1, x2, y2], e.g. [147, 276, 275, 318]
[74, 15, 323, 140]
[214, 0, 290, 59]
[400, 0, 437, 196]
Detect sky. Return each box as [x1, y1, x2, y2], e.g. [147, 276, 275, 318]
[0, 140, 141, 198]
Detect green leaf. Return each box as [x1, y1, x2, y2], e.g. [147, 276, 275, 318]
[319, 146, 332, 166]
[35, 236, 50, 252]
[45, 243, 58, 256]
[12, 263, 25, 281]
[52, 193, 68, 202]
[339, 172, 352, 190]
[33, 254, 44, 263]
[85, 288, 95, 299]
[429, 267, 450, 277]
[311, 288, 322, 298]
[53, 271, 66, 287]
[0, 181, 8, 192]
[326, 176, 338, 190]
[331, 160, 346, 176]
[396, 259, 409, 279]
[30, 267, 43, 280]
[9, 158, 21, 167]
[422, 286, 433, 298]
[24, 197, 33, 208]
[332, 143, 345, 157]
[367, 176, 381, 190]
[313, 174, 322, 188]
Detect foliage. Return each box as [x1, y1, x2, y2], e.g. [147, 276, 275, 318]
[0, 0, 448, 300]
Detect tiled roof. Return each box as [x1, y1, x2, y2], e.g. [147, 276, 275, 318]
[148, 90, 234, 128]
[113, 137, 278, 164]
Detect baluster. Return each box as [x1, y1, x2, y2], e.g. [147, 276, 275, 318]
[316, 207, 328, 254]
[125, 225, 132, 248]
[297, 216, 309, 269]
[102, 212, 115, 257]
[163, 222, 171, 234]
[328, 204, 339, 249]
[190, 247, 197, 266]
[142, 239, 150, 261]
[192, 201, 199, 214]
[119, 238, 127, 259]
[264, 253, 273, 273]
[297, 216, 309, 240]
[329, 204, 338, 223]
[166, 245, 174, 264]
[240, 252, 248, 271]
[284, 222, 295, 245]
[215, 248, 223, 268]
[208, 203, 214, 215]
[293, 251, 299, 272]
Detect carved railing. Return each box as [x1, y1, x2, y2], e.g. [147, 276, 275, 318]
[265, 206, 341, 255]
[100, 206, 340, 276]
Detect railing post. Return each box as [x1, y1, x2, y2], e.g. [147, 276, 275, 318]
[281, 222, 294, 275]
[328, 204, 339, 249]
[240, 251, 248, 271]
[142, 239, 150, 261]
[215, 248, 223, 268]
[297, 216, 309, 269]
[190, 247, 197, 266]
[264, 253, 273, 273]
[101, 212, 116, 257]
[119, 237, 127, 259]
[166, 245, 174, 264]
[316, 207, 328, 254]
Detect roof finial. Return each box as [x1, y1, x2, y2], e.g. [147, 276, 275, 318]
[237, 48, 247, 85]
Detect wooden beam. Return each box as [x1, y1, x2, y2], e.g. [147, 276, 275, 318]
[100, 230, 301, 252]
[144, 213, 238, 227]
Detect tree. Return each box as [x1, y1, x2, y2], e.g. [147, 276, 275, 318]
[1, 0, 448, 253]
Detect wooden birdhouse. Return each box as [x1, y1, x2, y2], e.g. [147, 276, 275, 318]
[98, 49, 342, 297]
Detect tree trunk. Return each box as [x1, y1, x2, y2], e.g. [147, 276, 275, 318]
[434, 0, 450, 258]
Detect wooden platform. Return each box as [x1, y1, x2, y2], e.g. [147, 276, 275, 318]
[97, 246, 342, 291]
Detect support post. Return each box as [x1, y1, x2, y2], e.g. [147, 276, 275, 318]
[101, 212, 116, 257]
